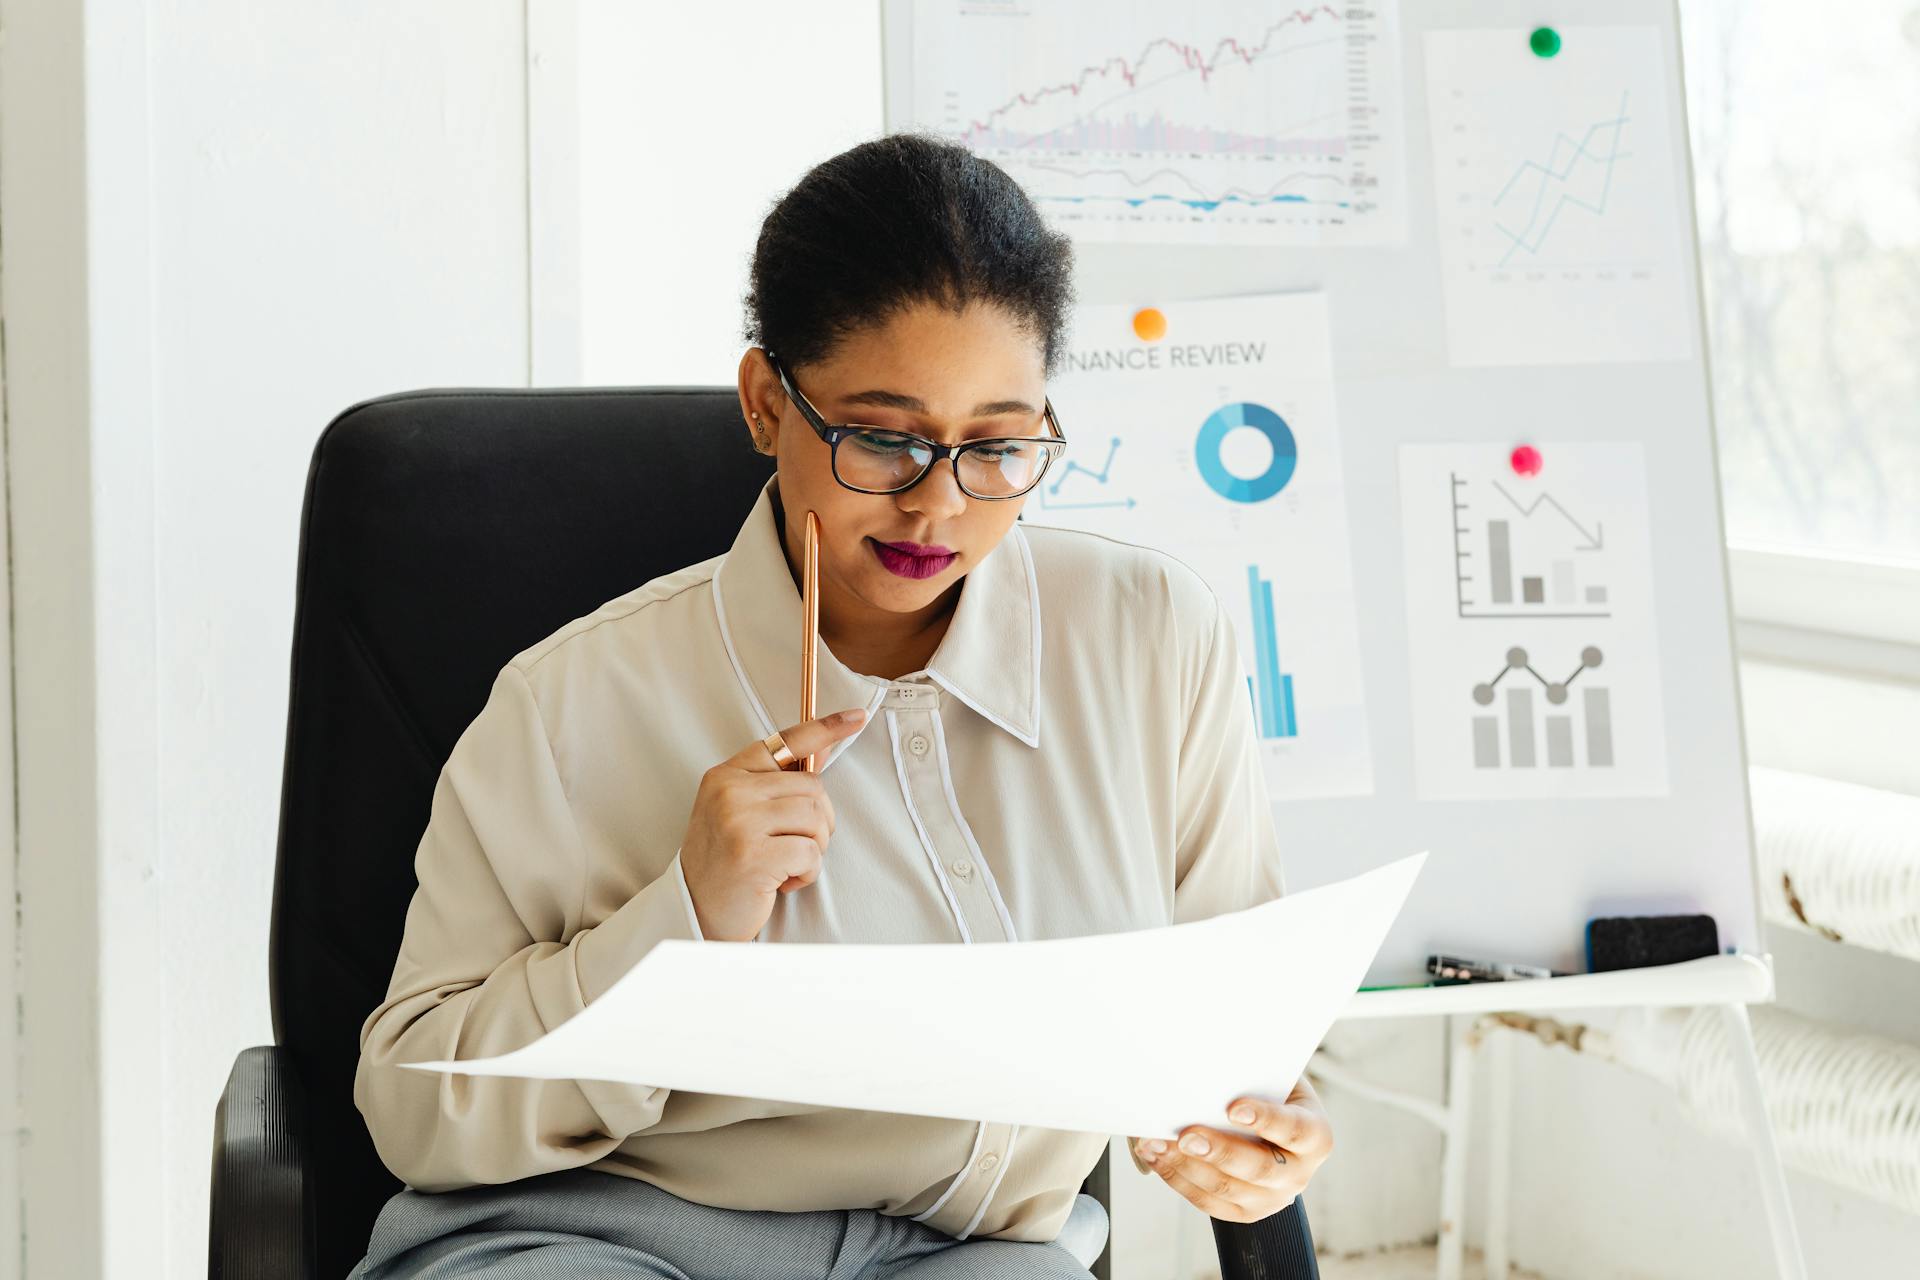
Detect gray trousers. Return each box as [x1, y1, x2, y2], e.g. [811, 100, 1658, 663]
[347, 1168, 1105, 1280]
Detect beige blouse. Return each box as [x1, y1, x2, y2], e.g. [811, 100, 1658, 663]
[354, 472, 1287, 1243]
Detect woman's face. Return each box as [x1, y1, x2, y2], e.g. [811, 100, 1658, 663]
[738, 300, 1049, 620]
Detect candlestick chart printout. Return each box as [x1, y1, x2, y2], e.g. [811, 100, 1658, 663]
[904, 0, 1406, 245]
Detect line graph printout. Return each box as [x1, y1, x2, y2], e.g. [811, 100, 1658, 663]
[1425, 26, 1692, 366]
[1397, 442, 1669, 799]
[1028, 293, 1374, 800]
[903, 0, 1406, 246]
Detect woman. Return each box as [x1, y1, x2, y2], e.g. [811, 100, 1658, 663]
[348, 132, 1331, 1280]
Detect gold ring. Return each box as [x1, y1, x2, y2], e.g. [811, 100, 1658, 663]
[762, 729, 798, 770]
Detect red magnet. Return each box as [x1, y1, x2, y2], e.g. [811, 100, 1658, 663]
[1509, 444, 1543, 477]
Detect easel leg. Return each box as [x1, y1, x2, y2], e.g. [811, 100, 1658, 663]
[1438, 1015, 1473, 1280]
[1484, 1026, 1512, 1279]
[1718, 1002, 1808, 1280]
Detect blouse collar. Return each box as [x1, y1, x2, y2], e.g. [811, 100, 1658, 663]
[711, 475, 1043, 772]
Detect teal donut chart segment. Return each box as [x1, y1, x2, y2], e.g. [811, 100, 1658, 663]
[1195, 402, 1298, 503]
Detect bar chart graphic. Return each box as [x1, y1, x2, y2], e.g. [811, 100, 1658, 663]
[1246, 564, 1299, 739]
[1468, 645, 1613, 770]
[1449, 471, 1611, 619]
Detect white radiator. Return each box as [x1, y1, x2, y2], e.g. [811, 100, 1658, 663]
[1490, 1003, 1920, 1217]
[1675, 1004, 1920, 1216]
[1749, 764, 1920, 962]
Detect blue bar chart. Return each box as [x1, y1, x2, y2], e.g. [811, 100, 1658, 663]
[1246, 564, 1298, 739]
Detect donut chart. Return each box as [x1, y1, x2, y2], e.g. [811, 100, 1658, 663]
[1196, 402, 1298, 503]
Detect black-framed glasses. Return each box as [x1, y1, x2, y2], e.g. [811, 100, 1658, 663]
[765, 350, 1068, 500]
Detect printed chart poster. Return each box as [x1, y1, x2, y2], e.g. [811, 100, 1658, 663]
[1398, 442, 1670, 800]
[1030, 292, 1374, 800]
[904, 0, 1406, 247]
[1425, 27, 1693, 367]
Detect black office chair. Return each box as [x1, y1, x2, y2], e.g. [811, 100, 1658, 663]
[208, 387, 1320, 1280]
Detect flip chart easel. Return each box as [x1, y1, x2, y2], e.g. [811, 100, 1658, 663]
[879, 0, 1803, 1274]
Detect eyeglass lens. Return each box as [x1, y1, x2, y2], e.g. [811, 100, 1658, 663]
[837, 431, 1051, 498]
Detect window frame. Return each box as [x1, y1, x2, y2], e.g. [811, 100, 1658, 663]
[1729, 544, 1920, 680]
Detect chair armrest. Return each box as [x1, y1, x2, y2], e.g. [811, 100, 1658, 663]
[210, 1045, 316, 1280]
[1080, 1145, 1114, 1279]
[1212, 1194, 1320, 1280]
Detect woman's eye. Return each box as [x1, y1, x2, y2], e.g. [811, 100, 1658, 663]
[852, 433, 919, 456]
[972, 444, 1032, 464]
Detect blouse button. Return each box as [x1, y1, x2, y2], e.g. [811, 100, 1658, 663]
[908, 734, 931, 756]
[950, 859, 973, 880]
[978, 1151, 1000, 1172]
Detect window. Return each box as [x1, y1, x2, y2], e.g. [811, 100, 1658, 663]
[1680, 0, 1920, 566]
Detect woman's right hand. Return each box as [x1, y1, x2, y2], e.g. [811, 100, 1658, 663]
[678, 708, 869, 942]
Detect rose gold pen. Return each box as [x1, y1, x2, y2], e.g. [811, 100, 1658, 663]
[802, 509, 820, 772]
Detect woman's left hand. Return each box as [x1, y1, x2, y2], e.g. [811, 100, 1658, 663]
[1128, 1074, 1332, 1223]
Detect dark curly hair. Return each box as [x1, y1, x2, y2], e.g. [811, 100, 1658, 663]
[742, 132, 1075, 379]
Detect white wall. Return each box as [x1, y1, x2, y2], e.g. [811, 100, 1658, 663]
[3, 1, 530, 1275]
[571, 0, 886, 385]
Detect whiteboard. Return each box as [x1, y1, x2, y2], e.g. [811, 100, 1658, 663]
[883, 0, 1761, 983]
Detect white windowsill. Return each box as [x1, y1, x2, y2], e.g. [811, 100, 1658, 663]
[1730, 544, 1920, 645]
[1729, 545, 1920, 682]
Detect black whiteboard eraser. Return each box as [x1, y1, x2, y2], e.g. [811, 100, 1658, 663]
[1585, 914, 1719, 972]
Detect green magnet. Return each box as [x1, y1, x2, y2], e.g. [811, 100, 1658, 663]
[1530, 26, 1562, 58]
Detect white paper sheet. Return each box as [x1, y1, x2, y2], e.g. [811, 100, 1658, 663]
[1032, 292, 1376, 803]
[899, 1, 1408, 248]
[1396, 443, 1670, 800]
[1424, 26, 1693, 368]
[407, 851, 1426, 1138]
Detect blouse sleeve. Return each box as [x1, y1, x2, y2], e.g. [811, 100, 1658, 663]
[1169, 591, 1288, 924]
[352, 661, 702, 1191]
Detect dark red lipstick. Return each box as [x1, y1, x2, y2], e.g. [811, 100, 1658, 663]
[868, 537, 958, 580]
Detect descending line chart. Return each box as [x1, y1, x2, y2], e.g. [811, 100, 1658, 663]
[905, 0, 1406, 245]
[1424, 26, 1691, 366]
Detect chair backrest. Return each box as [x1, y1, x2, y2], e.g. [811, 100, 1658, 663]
[269, 387, 772, 1279]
